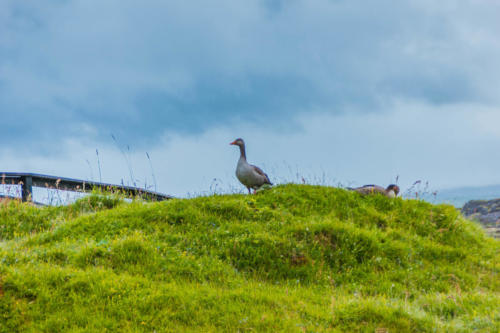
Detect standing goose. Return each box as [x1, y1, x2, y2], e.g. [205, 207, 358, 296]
[230, 138, 272, 194]
[348, 184, 400, 198]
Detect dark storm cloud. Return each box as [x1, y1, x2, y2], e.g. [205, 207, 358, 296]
[1, 0, 499, 151]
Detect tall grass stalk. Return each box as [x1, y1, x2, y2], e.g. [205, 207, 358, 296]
[146, 152, 157, 192]
[96, 149, 102, 183]
[111, 134, 136, 187]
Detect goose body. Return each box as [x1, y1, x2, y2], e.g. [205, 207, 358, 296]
[348, 184, 400, 198]
[230, 138, 272, 193]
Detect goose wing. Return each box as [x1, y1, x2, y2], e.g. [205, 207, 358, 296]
[351, 185, 385, 195]
[250, 164, 272, 185]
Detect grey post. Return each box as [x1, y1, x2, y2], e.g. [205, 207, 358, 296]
[20, 175, 33, 202]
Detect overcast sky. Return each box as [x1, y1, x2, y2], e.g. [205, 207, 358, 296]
[1, 0, 500, 197]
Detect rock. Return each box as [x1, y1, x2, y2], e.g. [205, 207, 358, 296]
[462, 198, 500, 238]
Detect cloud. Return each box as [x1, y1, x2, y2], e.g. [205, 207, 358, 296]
[1, 0, 500, 154]
[2, 99, 500, 199]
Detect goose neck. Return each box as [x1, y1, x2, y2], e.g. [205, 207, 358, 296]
[238, 144, 246, 159]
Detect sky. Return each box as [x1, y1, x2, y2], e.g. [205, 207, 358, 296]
[1, 0, 500, 198]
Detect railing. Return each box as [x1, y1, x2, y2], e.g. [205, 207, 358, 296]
[1, 172, 173, 203]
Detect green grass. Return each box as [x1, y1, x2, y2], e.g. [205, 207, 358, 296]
[0, 184, 498, 332]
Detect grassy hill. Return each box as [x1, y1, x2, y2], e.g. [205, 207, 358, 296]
[0, 185, 498, 332]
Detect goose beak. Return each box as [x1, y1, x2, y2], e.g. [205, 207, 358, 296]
[230, 141, 236, 145]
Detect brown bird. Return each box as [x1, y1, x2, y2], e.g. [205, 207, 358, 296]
[230, 138, 272, 194]
[348, 184, 400, 198]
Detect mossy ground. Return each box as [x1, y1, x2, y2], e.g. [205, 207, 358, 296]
[0, 185, 498, 332]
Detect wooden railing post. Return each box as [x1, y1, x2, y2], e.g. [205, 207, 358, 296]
[20, 175, 33, 202]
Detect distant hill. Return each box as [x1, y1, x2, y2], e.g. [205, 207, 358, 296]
[0, 185, 498, 331]
[424, 184, 500, 207]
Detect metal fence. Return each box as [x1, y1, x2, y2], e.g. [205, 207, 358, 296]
[1, 172, 172, 203]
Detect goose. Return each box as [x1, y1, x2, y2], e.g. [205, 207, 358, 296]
[348, 184, 400, 198]
[230, 138, 272, 194]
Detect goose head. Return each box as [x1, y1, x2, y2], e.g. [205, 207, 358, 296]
[386, 184, 400, 197]
[230, 138, 245, 147]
